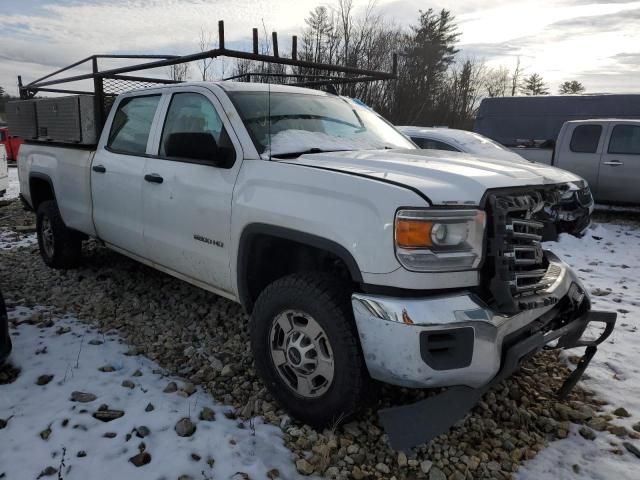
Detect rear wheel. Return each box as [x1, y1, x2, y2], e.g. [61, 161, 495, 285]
[36, 200, 82, 269]
[250, 273, 368, 427]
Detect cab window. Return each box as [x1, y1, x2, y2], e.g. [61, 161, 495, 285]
[608, 125, 640, 155]
[570, 125, 602, 153]
[107, 95, 161, 155]
[159, 92, 236, 167]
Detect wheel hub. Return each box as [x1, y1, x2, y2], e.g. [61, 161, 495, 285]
[269, 310, 335, 398]
[41, 216, 55, 258]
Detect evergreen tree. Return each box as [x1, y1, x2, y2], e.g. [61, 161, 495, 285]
[559, 80, 585, 94]
[521, 73, 549, 96]
[393, 8, 460, 124]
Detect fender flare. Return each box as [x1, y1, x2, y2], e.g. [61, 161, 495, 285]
[237, 223, 363, 311]
[28, 172, 57, 208]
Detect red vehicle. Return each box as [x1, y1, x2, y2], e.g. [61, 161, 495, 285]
[0, 127, 23, 163]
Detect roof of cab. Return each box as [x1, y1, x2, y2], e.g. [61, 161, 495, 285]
[127, 81, 330, 96]
[564, 118, 640, 125]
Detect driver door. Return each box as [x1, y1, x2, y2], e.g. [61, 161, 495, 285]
[142, 87, 242, 294]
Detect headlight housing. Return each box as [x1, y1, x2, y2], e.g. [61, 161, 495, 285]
[394, 209, 486, 272]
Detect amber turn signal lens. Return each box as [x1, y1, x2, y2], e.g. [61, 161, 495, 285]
[395, 219, 433, 248]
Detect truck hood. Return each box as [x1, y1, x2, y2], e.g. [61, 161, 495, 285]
[282, 148, 583, 205]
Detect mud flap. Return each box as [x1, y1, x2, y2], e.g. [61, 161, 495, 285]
[379, 310, 616, 451]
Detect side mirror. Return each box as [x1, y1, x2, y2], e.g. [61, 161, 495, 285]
[165, 132, 231, 166]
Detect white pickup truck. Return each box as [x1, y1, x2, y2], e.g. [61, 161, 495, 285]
[18, 82, 616, 448]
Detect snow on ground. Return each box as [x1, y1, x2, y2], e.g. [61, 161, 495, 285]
[518, 424, 638, 480]
[0, 307, 305, 480]
[0, 229, 37, 250]
[5, 166, 20, 200]
[519, 221, 640, 479]
[0, 168, 37, 249]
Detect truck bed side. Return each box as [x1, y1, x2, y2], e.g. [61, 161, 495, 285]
[19, 144, 96, 236]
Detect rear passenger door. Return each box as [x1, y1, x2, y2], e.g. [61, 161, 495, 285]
[92, 93, 162, 257]
[142, 87, 242, 294]
[598, 124, 640, 204]
[557, 123, 604, 194]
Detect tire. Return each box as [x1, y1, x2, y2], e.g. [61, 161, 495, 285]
[36, 200, 82, 269]
[250, 273, 368, 428]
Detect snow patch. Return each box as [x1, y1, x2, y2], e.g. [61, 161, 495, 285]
[262, 129, 384, 158]
[518, 221, 640, 478]
[0, 307, 305, 480]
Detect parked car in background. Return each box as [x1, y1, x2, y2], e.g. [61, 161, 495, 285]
[474, 94, 640, 164]
[553, 119, 640, 205]
[0, 127, 23, 163]
[0, 289, 11, 364]
[398, 126, 529, 163]
[0, 144, 8, 197]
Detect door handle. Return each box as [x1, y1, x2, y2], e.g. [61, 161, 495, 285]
[603, 160, 624, 166]
[144, 173, 164, 184]
[92, 165, 106, 173]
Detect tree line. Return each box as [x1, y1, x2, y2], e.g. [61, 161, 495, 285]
[2, 2, 587, 129]
[212, 1, 586, 129]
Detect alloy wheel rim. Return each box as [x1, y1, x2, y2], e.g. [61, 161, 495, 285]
[41, 216, 54, 258]
[269, 309, 335, 398]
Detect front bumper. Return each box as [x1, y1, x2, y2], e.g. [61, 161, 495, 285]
[352, 251, 585, 389]
[352, 251, 617, 450]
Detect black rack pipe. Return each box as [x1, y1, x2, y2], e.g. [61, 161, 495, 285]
[27, 47, 396, 90]
[252, 28, 259, 54]
[26, 54, 179, 89]
[28, 87, 95, 96]
[218, 20, 225, 49]
[107, 74, 182, 84]
[272, 32, 279, 58]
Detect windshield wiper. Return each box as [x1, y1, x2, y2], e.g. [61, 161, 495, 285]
[271, 148, 347, 159]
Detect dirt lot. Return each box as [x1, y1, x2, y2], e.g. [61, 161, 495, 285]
[1, 188, 639, 479]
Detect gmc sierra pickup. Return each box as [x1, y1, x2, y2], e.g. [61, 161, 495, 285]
[18, 82, 616, 449]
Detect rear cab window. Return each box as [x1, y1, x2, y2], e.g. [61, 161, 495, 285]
[608, 124, 640, 155]
[569, 125, 602, 153]
[158, 92, 236, 167]
[107, 95, 161, 155]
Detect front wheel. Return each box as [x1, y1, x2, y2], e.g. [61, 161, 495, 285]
[250, 273, 368, 428]
[36, 200, 82, 269]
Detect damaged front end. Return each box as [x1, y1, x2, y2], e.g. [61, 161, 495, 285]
[376, 303, 616, 451]
[351, 183, 612, 451]
[522, 181, 594, 241]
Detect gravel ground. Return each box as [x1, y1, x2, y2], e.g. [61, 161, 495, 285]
[2, 198, 638, 480]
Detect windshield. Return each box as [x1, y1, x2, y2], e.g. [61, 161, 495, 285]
[457, 132, 508, 152]
[228, 91, 415, 157]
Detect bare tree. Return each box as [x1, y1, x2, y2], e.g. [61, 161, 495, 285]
[197, 28, 215, 81]
[167, 63, 189, 81]
[484, 66, 510, 97]
[510, 57, 523, 96]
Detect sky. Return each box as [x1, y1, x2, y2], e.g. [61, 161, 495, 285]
[0, 0, 639, 96]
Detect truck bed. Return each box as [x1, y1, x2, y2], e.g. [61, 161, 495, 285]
[18, 142, 96, 236]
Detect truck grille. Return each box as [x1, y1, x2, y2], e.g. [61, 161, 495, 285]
[485, 191, 559, 313]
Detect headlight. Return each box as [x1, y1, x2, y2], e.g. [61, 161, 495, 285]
[394, 209, 486, 272]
